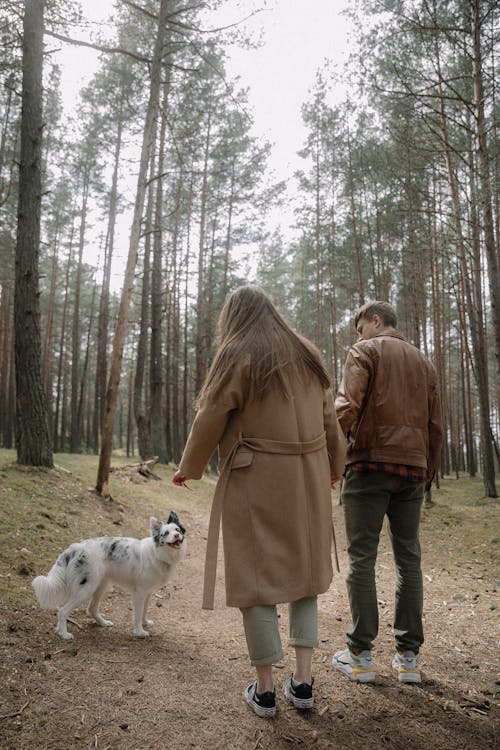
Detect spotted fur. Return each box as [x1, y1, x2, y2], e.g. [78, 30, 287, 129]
[32, 515, 187, 641]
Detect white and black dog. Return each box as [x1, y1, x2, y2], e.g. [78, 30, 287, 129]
[32, 512, 187, 641]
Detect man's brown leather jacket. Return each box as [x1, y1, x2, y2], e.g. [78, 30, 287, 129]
[335, 331, 443, 485]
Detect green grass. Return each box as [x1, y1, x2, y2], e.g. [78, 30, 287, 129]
[0, 448, 497, 608]
[434, 474, 499, 507]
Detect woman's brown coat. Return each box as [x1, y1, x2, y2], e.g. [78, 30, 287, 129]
[178, 358, 347, 609]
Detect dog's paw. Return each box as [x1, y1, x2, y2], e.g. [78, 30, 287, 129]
[135, 629, 150, 638]
[99, 618, 113, 628]
[143, 619, 154, 627]
[57, 630, 74, 641]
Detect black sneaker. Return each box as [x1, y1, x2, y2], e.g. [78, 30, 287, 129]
[243, 681, 276, 717]
[282, 675, 314, 709]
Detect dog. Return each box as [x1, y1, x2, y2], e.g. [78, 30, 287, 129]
[32, 512, 187, 641]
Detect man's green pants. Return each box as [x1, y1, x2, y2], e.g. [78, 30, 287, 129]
[341, 467, 425, 654]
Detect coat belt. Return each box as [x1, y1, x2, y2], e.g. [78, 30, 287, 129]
[202, 431, 339, 610]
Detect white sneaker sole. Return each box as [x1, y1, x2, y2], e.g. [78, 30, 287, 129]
[283, 682, 314, 709]
[396, 670, 421, 684]
[332, 658, 375, 683]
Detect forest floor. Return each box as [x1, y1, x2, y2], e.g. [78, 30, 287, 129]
[0, 449, 499, 750]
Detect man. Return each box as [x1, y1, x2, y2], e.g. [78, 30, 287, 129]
[332, 301, 442, 684]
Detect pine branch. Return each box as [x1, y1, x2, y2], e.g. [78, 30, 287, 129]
[121, 0, 265, 35]
[45, 29, 150, 63]
[120, 0, 157, 21]
[169, 9, 266, 35]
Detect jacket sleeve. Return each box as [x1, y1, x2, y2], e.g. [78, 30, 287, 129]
[323, 388, 347, 477]
[335, 344, 374, 440]
[178, 360, 249, 479]
[426, 366, 443, 486]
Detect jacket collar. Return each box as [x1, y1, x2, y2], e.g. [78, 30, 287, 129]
[373, 330, 407, 342]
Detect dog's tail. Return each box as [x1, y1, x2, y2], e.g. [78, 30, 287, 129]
[32, 563, 67, 610]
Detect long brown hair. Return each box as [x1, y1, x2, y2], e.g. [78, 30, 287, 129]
[196, 285, 331, 405]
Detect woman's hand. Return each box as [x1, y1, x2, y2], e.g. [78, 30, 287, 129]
[172, 471, 191, 488]
[331, 475, 341, 490]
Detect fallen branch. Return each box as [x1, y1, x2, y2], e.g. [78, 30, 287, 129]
[110, 458, 162, 480]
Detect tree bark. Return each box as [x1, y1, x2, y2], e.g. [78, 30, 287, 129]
[96, 0, 170, 495]
[150, 79, 169, 464]
[195, 107, 212, 394]
[471, 0, 500, 411]
[93, 114, 123, 453]
[14, 0, 53, 467]
[70, 176, 89, 453]
[346, 127, 365, 305]
[435, 41, 497, 497]
[0, 281, 14, 447]
[134, 154, 155, 461]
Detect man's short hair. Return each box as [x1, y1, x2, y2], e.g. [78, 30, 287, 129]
[354, 301, 397, 328]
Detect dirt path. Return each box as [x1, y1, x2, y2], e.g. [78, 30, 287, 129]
[0, 457, 499, 749]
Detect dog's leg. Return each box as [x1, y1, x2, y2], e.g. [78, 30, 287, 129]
[56, 599, 78, 640]
[141, 594, 153, 628]
[132, 590, 150, 637]
[87, 583, 113, 627]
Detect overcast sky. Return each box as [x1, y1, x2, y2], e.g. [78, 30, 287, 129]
[58, 0, 352, 176]
[208, 0, 352, 179]
[55, 0, 353, 280]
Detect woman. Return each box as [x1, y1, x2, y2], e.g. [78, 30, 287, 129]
[173, 285, 346, 717]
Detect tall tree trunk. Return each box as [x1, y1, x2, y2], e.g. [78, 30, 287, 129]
[403, 131, 421, 348]
[76, 273, 97, 448]
[150, 80, 169, 464]
[170, 176, 182, 460]
[127, 367, 134, 457]
[70, 177, 89, 453]
[93, 115, 124, 452]
[346, 127, 365, 305]
[165, 168, 185, 462]
[471, 0, 500, 411]
[182, 172, 194, 445]
[134, 154, 155, 461]
[42, 226, 59, 407]
[435, 44, 497, 497]
[222, 156, 235, 292]
[0, 281, 14, 447]
[14, 0, 53, 467]
[53, 232, 73, 452]
[314, 128, 323, 346]
[96, 0, 169, 495]
[195, 108, 212, 394]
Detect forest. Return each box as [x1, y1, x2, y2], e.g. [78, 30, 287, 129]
[0, 0, 499, 496]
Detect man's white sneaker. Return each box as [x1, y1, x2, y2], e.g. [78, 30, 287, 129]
[332, 648, 375, 683]
[392, 651, 421, 683]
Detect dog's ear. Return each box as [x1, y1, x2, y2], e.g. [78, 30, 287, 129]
[168, 510, 185, 535]
[150, 517, 161, 539]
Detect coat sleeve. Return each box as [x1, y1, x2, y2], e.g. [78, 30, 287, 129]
[323, 388, 347, 477]
[178, 360, 249, 479]
[335, 343, 374, 440]
[426, 364, 443, 487]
